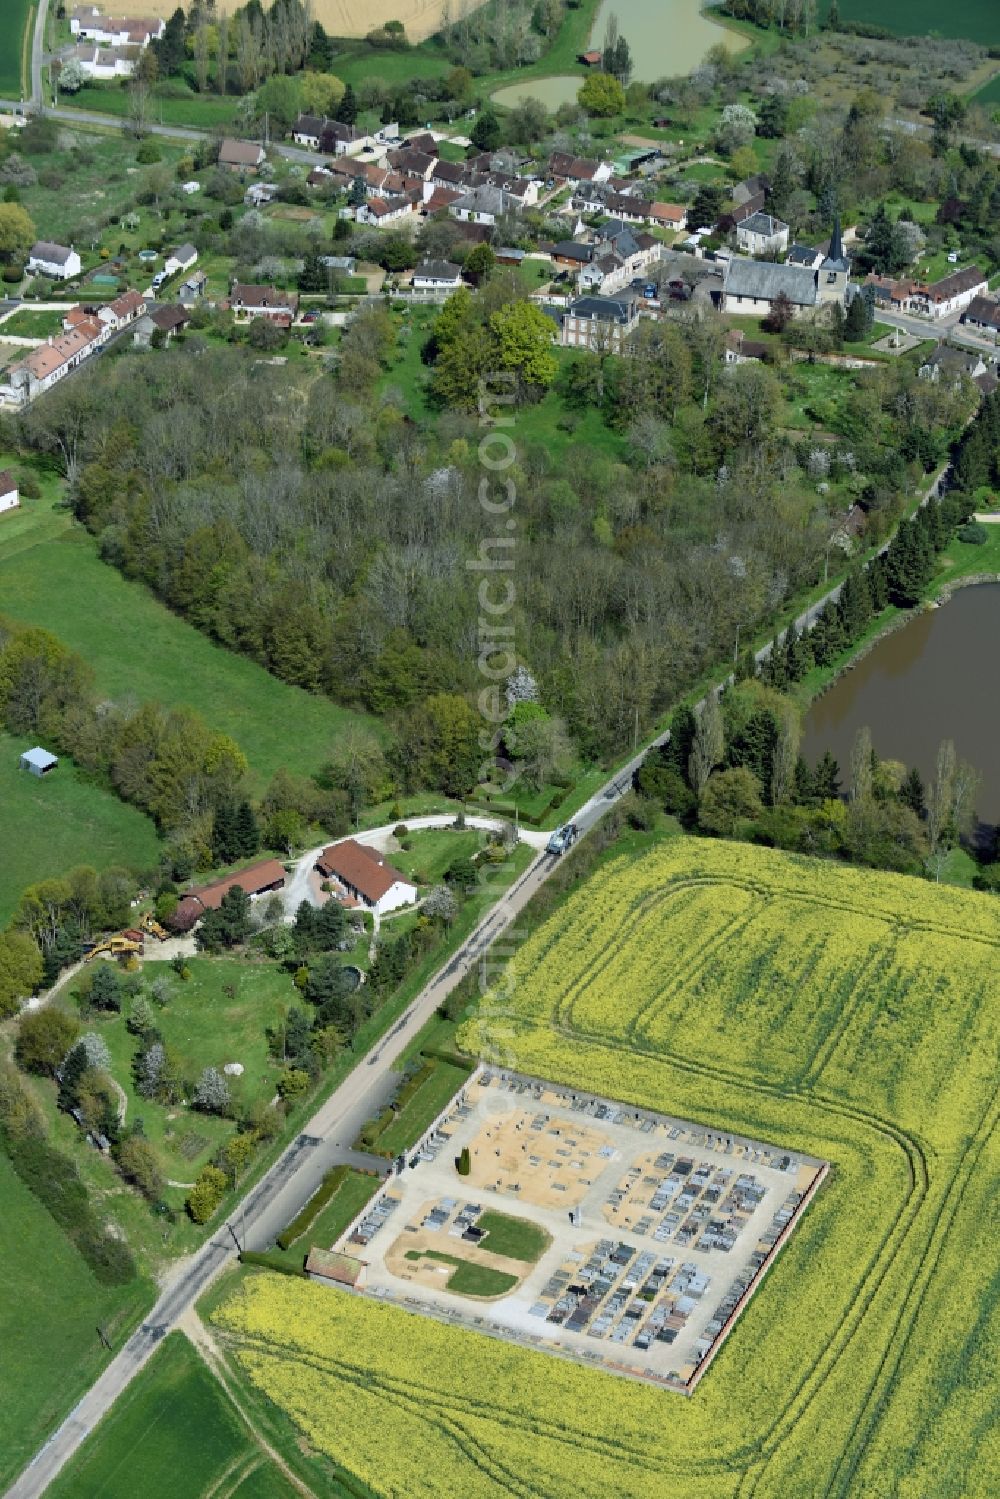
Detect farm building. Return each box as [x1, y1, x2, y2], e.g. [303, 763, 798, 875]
[315, 840, 417, 916]
[20, 747, 58, 776]
[0, 469, 18, 513]
[168, 858, 287, 931]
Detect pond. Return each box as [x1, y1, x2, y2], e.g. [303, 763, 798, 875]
[491, 76, 583, 111]
[491, 0, 747, 112]
[593, 0, 747, 81]
[802, 583, 1000, 824]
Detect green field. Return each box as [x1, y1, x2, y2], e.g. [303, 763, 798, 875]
[821, 0, 1000, 42]
[46, 1332, 292, 1499]
[0, 490, 380, 790]
[0, 1153, 151, 1493]
[0, 0, 32, 97]
[0, 728, 161, 922]
[13, 133, 186, 247]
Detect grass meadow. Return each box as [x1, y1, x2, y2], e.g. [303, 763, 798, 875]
[821, 0, 1000, 43]
[0, 1154, 151, 1493]
[0, 0, 32, 97]
[45, 1332, 297, 1499]
[0, 488, 381, 791]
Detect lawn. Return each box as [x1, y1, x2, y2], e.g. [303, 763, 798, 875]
[45, 1332, 286, 1499]
[0, 1153, 151, 1493]
[403, 1248, 519, 1297]
[73, 956, 296, 1184]
[0, 0, 32, 96]
[476, 1209, 550, 1262]
[970, 70, 1000, 105]
[820, 0, 1000, 43]
[389, 827, 482, 885]
[0, 489, 381, 789]
[68, 82, 242, 128]
[0, 728, 161, 923]
[0, 307, 64, 339]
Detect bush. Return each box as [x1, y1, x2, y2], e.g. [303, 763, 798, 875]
[457, 1145, 471, 1176]
[393, 824, 409, 839]
[957, 520, 988, 545]
[187, 1163, 228, 1223]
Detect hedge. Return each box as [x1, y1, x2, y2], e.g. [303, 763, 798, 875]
[240, 1250, 306, 1277]
[421, 1047, 476, 1072]
[276, 1164, 350, 1251]
[1, 1130, 136, 1285]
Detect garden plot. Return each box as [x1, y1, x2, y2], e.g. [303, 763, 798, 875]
[335, 1069, 826, 1392]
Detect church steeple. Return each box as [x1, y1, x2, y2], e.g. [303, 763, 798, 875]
[829, 214, 844, 264]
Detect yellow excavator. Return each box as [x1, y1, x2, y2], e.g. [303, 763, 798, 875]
[139, 912, 169, 941]
[84, 932, 144, 962]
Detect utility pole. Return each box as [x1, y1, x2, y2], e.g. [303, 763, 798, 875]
[226, 1220, 242, 1255]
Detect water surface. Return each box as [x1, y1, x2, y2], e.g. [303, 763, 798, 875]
[803, 584, 1000, 823]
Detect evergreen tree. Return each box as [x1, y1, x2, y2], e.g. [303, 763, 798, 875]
[868, 555, 889, 612]
[793, 755, 815, 804]
[211, 801, 239, 865]
[470, 107, 501, 152]
[899, 767, 926, 817]
[88, 964, 122, 1013]
[663, 705, 697, 786]
[813, 750, 842, 800]
[234, 800, 260, 858]
[844, 291, 869, 342]
[885, 516, 933, 606]
[336, 83, 358, 125]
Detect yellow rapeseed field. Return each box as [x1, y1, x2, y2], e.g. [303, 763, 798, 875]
[215, 838, 1000, 1498]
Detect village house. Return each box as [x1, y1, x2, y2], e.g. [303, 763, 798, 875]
[561, 294, 639, 352]
[736, 211, 789, 258]
[430, 159, 467, 191]
[577, 222, 660, 294]
[919, 344, 987, 385]
[386, 147, 437, 180]
[97, 288, 146, 332]
[132, 303, 191, 347]
[291, 113, 325, 148]
[229, 283, 299, 322]
[318, 120, 373, 157]
[648, 202, 687, 231]
[449, 186, 514, 226]
[547, 152, 613, 185]
[69, 42, 136, 79]
[164, 243, 198, 277]
[412, 260, 463, 293]
[69, 7, 164, 45]
[910, 265, 989, 319]
[422, 186, 462, 215]
[27, 240, 81, 280]
[732, 173, 770, 208]
[218, 138, 266, 174]
[2, 319, 103, 404]
[961, 295, 1000, 333]
[315, 840, 417, 916]
[355, 195, 414, 227]
[0, 469, 19, 514]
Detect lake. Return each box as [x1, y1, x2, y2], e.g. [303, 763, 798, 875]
[491, 0, 747, 111]
[802, 583, 1000, 824]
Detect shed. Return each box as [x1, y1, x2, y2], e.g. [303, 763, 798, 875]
[21, 747, 58, 776]
[305, 1248, 367, 1287]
